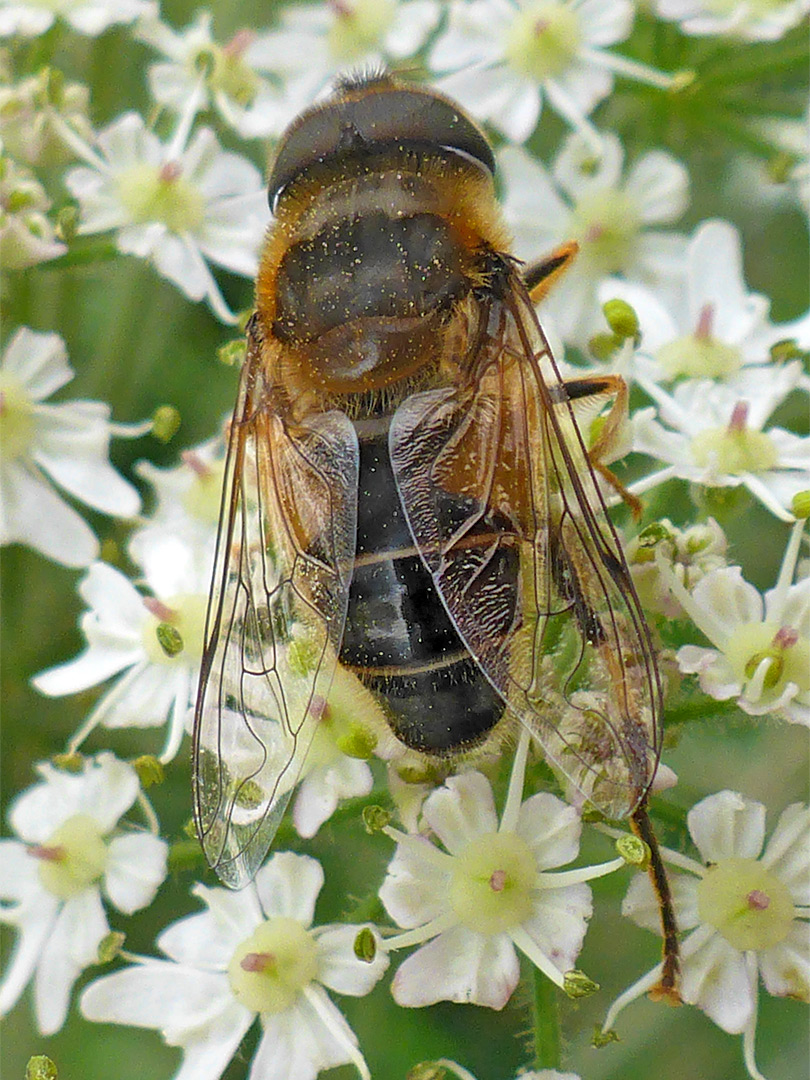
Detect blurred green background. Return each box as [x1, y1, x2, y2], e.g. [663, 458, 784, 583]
[2, 2, 808, 1078]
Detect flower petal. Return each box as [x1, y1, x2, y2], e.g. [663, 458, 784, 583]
[688, 790, 766, 863]
[423, 772, 499, 855]
[761, 803, 810, 904]
[515, 792, 581, 870]
[254, 852, 323, 925]
[681, 930, 754, 1033]
[104, 833, 168, 913]
[314, 924, 389, 996]
[758, 920, 810, 1001]
[34, 889, 108, 1035]
[391, 924, 519, 1009]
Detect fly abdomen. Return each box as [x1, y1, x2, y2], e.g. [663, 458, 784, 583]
[339, 425, 505, 753]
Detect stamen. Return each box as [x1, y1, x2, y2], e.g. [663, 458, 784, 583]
[695, 303, 714, 340]
[143, 597, 177, 622]
[159, 161, 182, 184]
[490, 869, 506, 892]
[773, 626, 798, 649]
[29, 844, 65, 862]
[728, 401, 749, 432]
[241, 951, 275, 973]
[181, 449, 212, 478]
[224, 29, 255, 56]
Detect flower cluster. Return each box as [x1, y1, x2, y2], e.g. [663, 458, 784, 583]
[2, 2, 808, 1080]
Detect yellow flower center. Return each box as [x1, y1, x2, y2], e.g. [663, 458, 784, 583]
[0, 375, 35, 460]
[228, 917, 319, 1013]
[450, 831, 537, 935]
[326, 0, 396, 60]
[504, 1, 582, 80]
[142, 593, 208, 666]
[724, 620, 810, 699]
[697, 857, 794, 951]
[691, 426, 779, 475]
[116, 162, 205, 233]
[180, 454, 226, 524]
[571, 189, 640, 276]
[33, 814, 108, 899]
[657, 335, 742, 379]
[192, 33, 260, 107]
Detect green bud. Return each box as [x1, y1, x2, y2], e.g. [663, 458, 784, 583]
[51, 752, 84, 773]
[617, 834, 650, 869]
[218, 338, 246, 367]
[132, 755, 164, 788]
[156, 622, 184, 657]
[791, 490, 810, 520]
[353, 927, 377, 962]
[55, 204, 78, 242]
[765, 152, 795, 185]
[362, 805, 392, 834]
[26, 1056, 58, 1080]
[97, 931, 126, 964]
[335, 725, 377, 759]
[152, 404, 181, 444]
[588, 331, 621, 361]
[770, 338, 808, 364]
[593, 1026, 620, 1048]
[602, 298, 640, 342]
[564, 968, 599, 998]
[234, 779, 265, 810]
[407, 1065, 446, 1080]
[669, 70, 696, 93]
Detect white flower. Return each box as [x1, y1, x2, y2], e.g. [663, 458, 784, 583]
[0, 0, 156, 37]
[630, 367, 810, 521]
[136, 10, 297, 139]
[80, 852, 389, 1080]
[429, 0, 674, 144]
[605, 791, 809, 1080]
[666, 517, 810, 726]
[627, 516, 728, 619]
[654, 0, 810, 42]
[0, 155, 66, 268]
[253, 0, 441, 120]
[379, 733, 623, 1008]
[0, 328, 143, 567]
[128, 429, 226, 598]
[59, 105, 269, 323]
[0, 69, 93, 166]
[0, 753, 167, 1035]
[598, 220, 810, 385]
[32, 554, 209, 762]
[499, 134, 689, 346]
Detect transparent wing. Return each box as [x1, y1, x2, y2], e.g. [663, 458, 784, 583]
[390, 281, 662, 818]
[193, 322, 358, 887]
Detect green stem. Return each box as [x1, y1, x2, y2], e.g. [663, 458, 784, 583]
[531, 966, 561, 1071]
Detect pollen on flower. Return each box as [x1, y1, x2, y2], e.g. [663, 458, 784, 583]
[0, 376, 34, 460]
[656, 305, 742, 378]
[690, 404, 780, 475]
[194, 31, 260, 106]
[571, 190, 640, 275]
[115, 162, 205, 233]
[504, 1, 582, 80]
[33, 814, 108, 899]
[449, 831, 537, 935]
[142, 593, 208, 665]
[181, 453, 226, 524]
[696, 856, 794, 952]
[326, 0, 395, 59]
[228, 917, 319, 1014]
[724, 619, 810, 700]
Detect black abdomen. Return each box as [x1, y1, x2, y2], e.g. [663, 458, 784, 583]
[338, 427, 505, 753]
